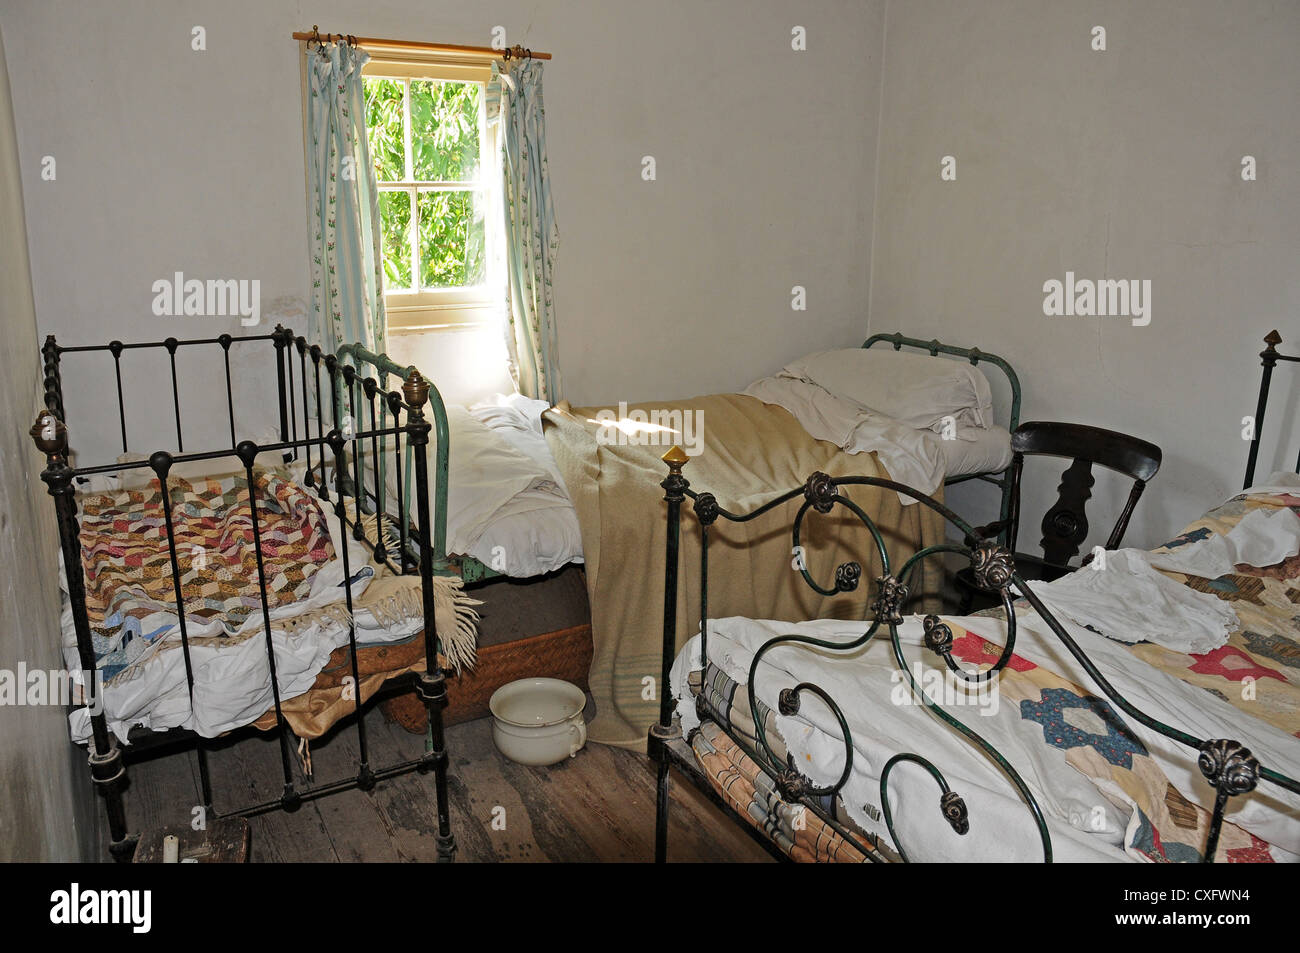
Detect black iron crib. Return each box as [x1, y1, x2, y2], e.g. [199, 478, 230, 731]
[31, 325, 457, 862]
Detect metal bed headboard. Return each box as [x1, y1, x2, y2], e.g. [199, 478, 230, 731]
[335, 342, 504, 584]
[863, 331, 1023, 542]
[336, 341, 453, 576]
[1243, 330, 1299, 489]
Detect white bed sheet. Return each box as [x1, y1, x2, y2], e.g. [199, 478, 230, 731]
[461, 395, 584, 576]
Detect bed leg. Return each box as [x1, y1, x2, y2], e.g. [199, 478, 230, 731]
[655, 762, 670, 863]
[89, 738, 136, 862]
[405, 373, 458, 863]
[418, 671, 458, 863]
[32, 411, 138, 863]
[649, 723, 675, 862]
[652, 447, 690, 864]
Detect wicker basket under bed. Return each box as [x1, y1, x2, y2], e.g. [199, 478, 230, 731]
[383, 566, 592, 731]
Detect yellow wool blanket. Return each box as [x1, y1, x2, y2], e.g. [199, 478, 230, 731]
[544, 393, 943, 748]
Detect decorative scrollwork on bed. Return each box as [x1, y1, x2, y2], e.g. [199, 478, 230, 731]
[649, 446, 1300, 864]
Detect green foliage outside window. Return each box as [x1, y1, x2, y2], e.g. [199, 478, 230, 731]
[364, 77, 486, 291]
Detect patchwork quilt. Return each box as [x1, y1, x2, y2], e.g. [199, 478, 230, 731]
[941, 623, 1282, 862]
[1125, 490, 1300, 739]
[687, 634, 1287, 863]
[76, 470, 336, 681]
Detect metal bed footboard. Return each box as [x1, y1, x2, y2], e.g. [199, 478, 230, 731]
[648, 446, 1300, 863]
[33, 326, 457, 863]
[863, 332, 1022, 546]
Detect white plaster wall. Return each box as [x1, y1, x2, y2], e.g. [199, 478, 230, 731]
[867, 0, 1300, 548]
[2, 0, 885, 464]
[9, 0, 1283, 562]
[0, 21, 94, 863]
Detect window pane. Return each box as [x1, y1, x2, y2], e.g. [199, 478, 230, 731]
[410, 80, 481, 182]
[417, 190, 486, 289]
[378, 190, 412, 290]
[363, 78, 405, 182]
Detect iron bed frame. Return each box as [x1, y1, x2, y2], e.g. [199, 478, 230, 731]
[1243, 329, 1299, 489]
[648, 445, 1300, 863]
[863, 332, 1022, 545]
[32, 325, 458, 863]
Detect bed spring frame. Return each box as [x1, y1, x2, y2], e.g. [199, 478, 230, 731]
[648, 447, 1300, 863]
[33, 326, 457, 862]
[1243, 329, 1299, 489]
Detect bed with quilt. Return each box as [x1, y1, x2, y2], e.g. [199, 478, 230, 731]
[66, 455, 477, 745]
[650, 457, 1300, 863]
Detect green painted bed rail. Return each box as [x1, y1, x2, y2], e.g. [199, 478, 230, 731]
[336, 342, 453, 575]
[862, 331, 1024, 541]
[336, 342, 502, 582]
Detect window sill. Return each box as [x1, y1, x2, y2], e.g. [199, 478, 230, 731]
[386, 301, 502, 334]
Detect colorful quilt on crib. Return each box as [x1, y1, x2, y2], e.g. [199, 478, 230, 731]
[76, 470, 335, 680]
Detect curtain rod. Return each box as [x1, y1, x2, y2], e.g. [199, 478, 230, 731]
[293, 26, 552, 61]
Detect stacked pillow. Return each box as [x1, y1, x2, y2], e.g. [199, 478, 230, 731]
[780, 348, 995, 434]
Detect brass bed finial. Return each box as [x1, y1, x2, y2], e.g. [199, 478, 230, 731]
[30, 409, 67, 458]
[402, 369, 431, 406]
[661, 445, 689, 472]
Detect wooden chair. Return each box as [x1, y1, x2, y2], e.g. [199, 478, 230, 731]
[956, 421, 1162, 613]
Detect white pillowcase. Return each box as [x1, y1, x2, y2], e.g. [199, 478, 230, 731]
[386, 405, 567, 558]
[780, 348, 995, 432]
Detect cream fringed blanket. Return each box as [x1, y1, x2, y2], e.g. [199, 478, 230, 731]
[358, 513, 483, 671]
[250, 566, 482, 741]
[543, 394, 944, 749]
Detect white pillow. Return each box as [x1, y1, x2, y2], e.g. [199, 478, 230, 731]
[384, 405, 564, 556]
[780, 348, 995, 432]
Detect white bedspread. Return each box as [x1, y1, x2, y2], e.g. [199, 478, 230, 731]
[1024, 504, 1300, 655]
[390, 399, 583, 578]
[465, 394, 583, 576]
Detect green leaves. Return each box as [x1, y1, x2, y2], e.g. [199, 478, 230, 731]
[378, 190, 411, 289]
[364, 76, 486, 291]
[417, 191, 486, 288]
[364, 78, 404, 181]
[410, 80, 480, 182]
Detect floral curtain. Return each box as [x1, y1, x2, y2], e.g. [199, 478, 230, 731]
[305, 42, 387, 358]
[492, 58, 561, 402]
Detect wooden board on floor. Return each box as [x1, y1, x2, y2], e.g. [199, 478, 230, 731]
[105, 707, 771, 863]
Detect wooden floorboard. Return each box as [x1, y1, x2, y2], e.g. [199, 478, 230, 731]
[107, 705, 771, 863]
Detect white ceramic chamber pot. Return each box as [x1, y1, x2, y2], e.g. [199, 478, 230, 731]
[489, 677, 588, 766]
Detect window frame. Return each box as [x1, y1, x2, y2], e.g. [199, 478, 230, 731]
[362, 51, 501, 334]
